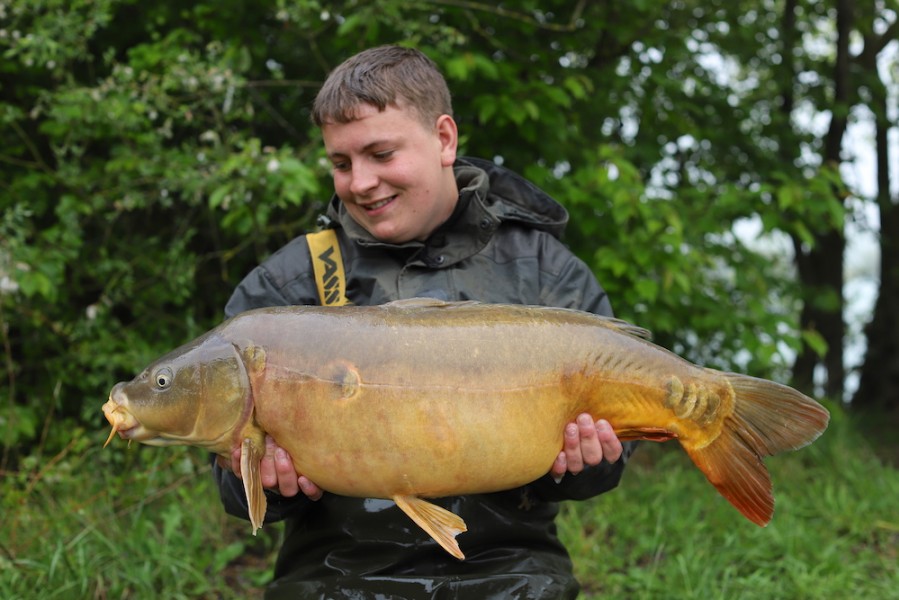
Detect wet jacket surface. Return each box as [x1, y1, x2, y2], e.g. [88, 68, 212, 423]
[213, 157, 635, 599]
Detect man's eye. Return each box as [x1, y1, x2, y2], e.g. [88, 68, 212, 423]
[332, 162, 350, 172]
[374, 151, 394, 161]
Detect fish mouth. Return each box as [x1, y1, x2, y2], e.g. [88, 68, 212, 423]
[102, 383, 159, 447]
[102, 385, 184, 447]
[102, 397, 142, 447]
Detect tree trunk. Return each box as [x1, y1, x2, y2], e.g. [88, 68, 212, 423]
[790, 0, 851, 400]
[852, 37, 899, 411]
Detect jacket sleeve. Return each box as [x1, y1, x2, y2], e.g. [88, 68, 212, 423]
[531, 240, 638, 502]
[223, 236, 321, 318]
[213, 236, 322, 523]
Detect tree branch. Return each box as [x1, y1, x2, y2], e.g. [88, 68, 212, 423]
[422, 0, 588, 32]
[855, 17, 899, 68]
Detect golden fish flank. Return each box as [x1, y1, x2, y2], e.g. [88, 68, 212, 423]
[102, 298, 830, 560]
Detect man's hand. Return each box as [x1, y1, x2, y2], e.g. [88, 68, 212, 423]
[217, 435, 323, 500]
[549, 413, 622, 482]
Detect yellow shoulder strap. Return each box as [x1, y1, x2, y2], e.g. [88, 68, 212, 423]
[306, 228, 352, 306]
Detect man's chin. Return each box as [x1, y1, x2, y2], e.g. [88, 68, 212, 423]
[360, 221, 415, 244]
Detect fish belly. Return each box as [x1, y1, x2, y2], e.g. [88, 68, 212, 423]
[256, 379, 573, 498]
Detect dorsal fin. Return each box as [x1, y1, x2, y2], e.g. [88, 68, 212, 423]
[592, 315, 653, 341]
[383, 298, 455, 309]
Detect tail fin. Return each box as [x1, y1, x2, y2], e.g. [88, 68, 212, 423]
[684, 372, 830, 526]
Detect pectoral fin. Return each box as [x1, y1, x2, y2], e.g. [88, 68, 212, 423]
[613, 426, 678, 442]
[393, 495, 468, 560]
[240, 436, 267, 535]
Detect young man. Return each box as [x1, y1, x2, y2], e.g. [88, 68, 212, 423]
[214, 45, 634, 599]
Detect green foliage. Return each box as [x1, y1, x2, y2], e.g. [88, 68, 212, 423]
[1, 0, 332, 465]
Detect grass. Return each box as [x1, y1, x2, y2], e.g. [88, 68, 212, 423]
[2, 403, 897, 598]
[1, 434, 279, 599]
[558, 403, 899, 598]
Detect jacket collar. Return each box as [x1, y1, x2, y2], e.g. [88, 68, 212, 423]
[325, 157, 569, 267]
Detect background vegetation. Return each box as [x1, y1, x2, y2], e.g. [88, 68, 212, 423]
[2, 0, 897, 597]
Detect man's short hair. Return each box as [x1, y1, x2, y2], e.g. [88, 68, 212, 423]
[312, 45, 453, 128]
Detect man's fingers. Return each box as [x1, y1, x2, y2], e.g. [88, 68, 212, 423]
[260, 435, 279, 489]
[550, 452, 567, 482]
[215, 453, 230, 471]
[596, 419, 623, 463]
[230, 447, 242, 478]
[577, 413, 604, 466]
[299, 476, 324, 501]
[563, 421, 584, 474]
[275, 447, 300, 497]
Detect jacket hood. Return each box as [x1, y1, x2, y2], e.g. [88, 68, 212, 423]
[454, 156, 569, 238]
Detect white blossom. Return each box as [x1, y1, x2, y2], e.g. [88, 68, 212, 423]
[0, 275, 18, 295]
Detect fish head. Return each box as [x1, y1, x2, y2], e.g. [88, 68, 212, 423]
[103, 332, 256, 453]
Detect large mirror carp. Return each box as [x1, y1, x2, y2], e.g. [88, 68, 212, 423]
[102, 298, 829, 559]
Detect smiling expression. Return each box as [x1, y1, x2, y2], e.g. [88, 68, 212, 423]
[322, 102, 459, 243]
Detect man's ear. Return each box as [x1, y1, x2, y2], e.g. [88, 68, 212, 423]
[436, 114, 458, 167]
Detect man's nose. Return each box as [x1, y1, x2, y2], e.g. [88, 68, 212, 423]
[349, 162, 378, 196]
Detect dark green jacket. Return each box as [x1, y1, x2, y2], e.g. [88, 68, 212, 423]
[213, 157, 635, 599]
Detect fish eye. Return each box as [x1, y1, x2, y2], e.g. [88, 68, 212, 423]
[153, 367, 174, 389]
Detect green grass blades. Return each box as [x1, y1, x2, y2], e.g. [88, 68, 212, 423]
[558, 406, 899, 599]
[1, 429, 278, 599]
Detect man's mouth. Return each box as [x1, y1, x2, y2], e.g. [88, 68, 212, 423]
[362, 196, 396, 212]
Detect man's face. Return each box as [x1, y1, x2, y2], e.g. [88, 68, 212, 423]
[322, 102, 458, 243]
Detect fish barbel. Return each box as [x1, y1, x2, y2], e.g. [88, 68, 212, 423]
[102, 298, 829, 559]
